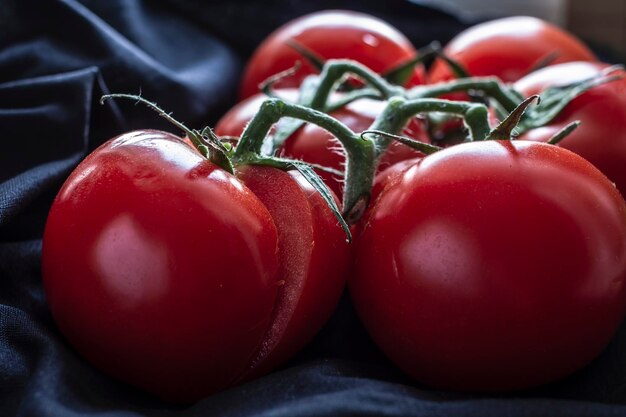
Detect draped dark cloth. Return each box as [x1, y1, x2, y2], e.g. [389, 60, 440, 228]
[2, 1, 626, 415]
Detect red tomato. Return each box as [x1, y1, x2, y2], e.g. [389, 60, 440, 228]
[350, 156, 424, 239]
[234, 165, 350, 380]
[214, 90, 300, 137]
[351, 140, 626, 391]
[42, 130, 350, 403]
[239, 10, 425, 99]
[370, 156, 423, 205]
[515, 61, 626, 197]
[429, 16, 596, 84]
[216, 91, 427, 198]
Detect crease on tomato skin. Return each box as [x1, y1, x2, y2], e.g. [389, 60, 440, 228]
[232, 165, 316, 382]
[232, 165, 350, 382]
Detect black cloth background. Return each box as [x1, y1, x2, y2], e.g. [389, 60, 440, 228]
[2, 0, 626, 415]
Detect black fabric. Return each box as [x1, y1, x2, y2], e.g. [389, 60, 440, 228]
[2, 0, 626, 415]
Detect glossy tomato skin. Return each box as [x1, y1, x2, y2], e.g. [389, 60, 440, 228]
[236, 166, 351, 379]
[515, 61, 626, 197]
[351, 140, 626, 391]
[429, 16, 596, 84]
[370, 156, 423, 205]
[42, 131, 279, 402]
[240, 10, 425, 99]
[351, 156, 424, 239]
[214, 89, 300, 138]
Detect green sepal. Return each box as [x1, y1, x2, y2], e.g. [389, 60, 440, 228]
[526, 51, 560, 76]
[436, 51, 471, 79]
[382, 41, 441, 86]
[487, 96, 539, 141]
[286, 39, 325, 72]
[267, 76, 320, 152]
[325, 88, 382, 112]
[489, 99, 511, 122]
[185, 126, 234, 174]
[518, 66, 624, 132]
[260, 62, 302, 98]
[361, 130, 442, 155]
[548, 121, 581, 145]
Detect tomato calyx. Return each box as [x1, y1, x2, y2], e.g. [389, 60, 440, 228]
[381, 41, 441, 86]
[486, 95, 540, 141]
[516, 65, 624, 132]
[429, 59, 624, 128]
[415, 64, 621, 145]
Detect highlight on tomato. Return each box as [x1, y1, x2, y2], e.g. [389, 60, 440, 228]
[351, 139, 626, 391]
[429, 16, 597, 84]
[239, 10, 426, 99]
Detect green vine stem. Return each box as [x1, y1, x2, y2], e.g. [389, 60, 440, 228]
[233, 95, 491, 221]
[298, 59, 622, 140]
[406, 77, 523, 112]
[486, 96, 539, 140]
[233, 98, 375, 222]
[361, 130, 442, 155]
[100, 94, 235, 174]
[310, 59, 404, 109]
[368, 97, 491, 153]
[235, 99, 359, 157]
[267, 66, 504, 156]
[306, 59, 519, 115]
[237, 59, 612, 222]
[101, 90, 497, 227]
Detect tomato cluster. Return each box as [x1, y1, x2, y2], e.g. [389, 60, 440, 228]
[42, 9, 626, 403]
